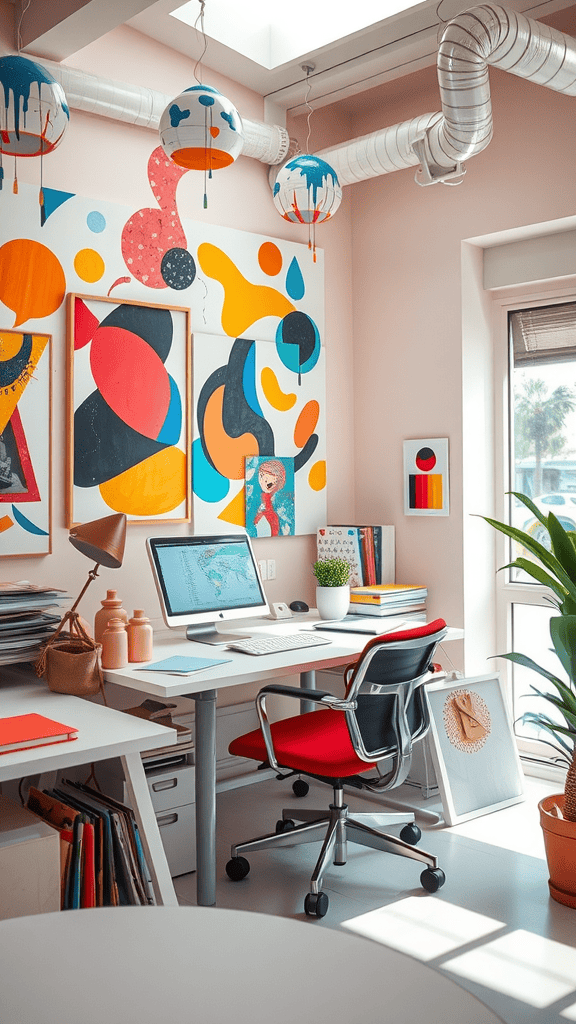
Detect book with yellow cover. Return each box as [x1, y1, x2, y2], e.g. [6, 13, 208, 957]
[350, 584, 427, 605]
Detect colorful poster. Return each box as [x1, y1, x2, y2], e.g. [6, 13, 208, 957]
[404, 438, 450, 516]
[245, 456, 295, 537]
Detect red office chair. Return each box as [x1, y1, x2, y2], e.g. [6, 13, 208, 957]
[226, 619, 447, 917]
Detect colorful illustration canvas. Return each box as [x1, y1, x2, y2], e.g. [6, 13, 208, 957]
[67, 295, 190, 526]
[403, 438, 449, 516]
[193, 334, 325, 535]
[0, 330, 51, 555]
[0, 145, 326, 537]
[245, 456, 295, 537]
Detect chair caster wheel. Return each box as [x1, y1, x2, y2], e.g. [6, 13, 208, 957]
[400, 823, 421, 845]
[226, 856, 250, 881]
[304, 892, 329, 918]
[275, 818, 295, 834]
[420, 867, 445, 893]
[292, 779, 309, 797]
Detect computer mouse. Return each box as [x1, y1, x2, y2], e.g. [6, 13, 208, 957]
[289, 600, 309, 613]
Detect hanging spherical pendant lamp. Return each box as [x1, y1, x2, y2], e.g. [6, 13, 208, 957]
[272, 154, 342, 261]
[159, 84, 244, 207]
[0, 54, 69, 223]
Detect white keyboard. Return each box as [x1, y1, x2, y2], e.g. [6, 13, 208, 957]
[226, 633, 332, 656]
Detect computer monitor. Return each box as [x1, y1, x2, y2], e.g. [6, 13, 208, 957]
[146, 533, 269, 644]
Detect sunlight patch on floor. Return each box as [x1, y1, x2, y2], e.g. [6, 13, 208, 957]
[443, 930, 576, 1008]
[341, 896, 505, 961]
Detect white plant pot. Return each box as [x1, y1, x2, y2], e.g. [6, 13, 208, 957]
[316, 585, 350, 621]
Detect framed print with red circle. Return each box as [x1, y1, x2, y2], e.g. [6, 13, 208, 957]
[403, 437, 449, 516]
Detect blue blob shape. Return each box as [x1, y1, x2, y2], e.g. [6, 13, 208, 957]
[242, 343, 263, 418]
[192, 438, 230, 503]
[199, 94, 215, 106]
[220, 109, 236, 131]
[185, 84, 219, 94]
[285, 154, 339, 206]
[169, 103, 190, 127]
[273, 182, 280, 196]
[286, 256, 305, 301]
[156, 376, 182, 445]
[275, 314, 321, 376]
[11, 504, 48, 536]
[40, 187, 74, 223]
[0, 55, 70, 138]
[87, 210, 106, 233]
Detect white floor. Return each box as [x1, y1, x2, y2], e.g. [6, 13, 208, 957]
[174, 773, 576, 1024]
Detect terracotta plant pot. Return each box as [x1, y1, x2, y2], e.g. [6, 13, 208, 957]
[539, 794, 576, 909]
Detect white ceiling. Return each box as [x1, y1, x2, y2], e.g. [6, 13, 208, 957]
[17, 0, 575, 117]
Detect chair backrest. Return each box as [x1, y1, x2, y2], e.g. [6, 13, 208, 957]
[343, 619, 447, 774]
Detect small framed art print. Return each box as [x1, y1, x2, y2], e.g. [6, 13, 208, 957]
[425, 673, 524, 826]
[404, 438, 449, 515]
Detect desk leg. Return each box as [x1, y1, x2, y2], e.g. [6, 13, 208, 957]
[121, 751, 178, 907]
[300, 669, 316, 714]
[193, 689, 217, 907]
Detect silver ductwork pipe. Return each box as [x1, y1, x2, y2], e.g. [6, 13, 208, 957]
[317, 4, 576, 186]
[33, 56, 291, 165]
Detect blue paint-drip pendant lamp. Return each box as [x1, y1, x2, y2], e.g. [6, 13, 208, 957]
[0, 55, 69, 223]
[273, 154, 342, 261]
[159, 84, 244, 207]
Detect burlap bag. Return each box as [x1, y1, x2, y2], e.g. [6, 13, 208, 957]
[36, 612, 105, 700]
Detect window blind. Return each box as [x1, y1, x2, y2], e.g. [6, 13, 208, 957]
[510, 301, 576, 365]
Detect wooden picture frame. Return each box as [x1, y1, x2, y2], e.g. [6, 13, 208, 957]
[425, 673, 524, 825]
[67, 294, 191, 527]
[0, 329, 51, 556]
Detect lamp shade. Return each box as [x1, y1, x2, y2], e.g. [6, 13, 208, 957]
[0, 55, 69, 159]
[272, 155, 342, 225]
[69, 513, 127, 569]
[159, 84, 244, 171]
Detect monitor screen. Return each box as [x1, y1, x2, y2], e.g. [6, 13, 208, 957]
[146, 534, 269, 643]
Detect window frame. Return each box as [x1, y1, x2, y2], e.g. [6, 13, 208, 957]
[492, 281, 576, 764]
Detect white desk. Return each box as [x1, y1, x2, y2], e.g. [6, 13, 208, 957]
[0, 667, 178, 906]
[0, 905, 501, 1024]
[104, 614, 463, 908]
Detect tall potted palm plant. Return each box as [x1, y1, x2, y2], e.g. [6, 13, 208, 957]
[484, 492, 576, 908]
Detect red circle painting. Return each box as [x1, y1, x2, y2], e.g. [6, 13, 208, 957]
[415, 446, 436, 472]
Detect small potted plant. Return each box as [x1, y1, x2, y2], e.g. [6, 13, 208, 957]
[483, 492, 576, 908]
[312, 557, 351, 620]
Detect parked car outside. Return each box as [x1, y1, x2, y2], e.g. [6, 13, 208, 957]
[521, 492, 576, 548]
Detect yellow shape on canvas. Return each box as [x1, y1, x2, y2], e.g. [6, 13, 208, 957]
[197, 242, 294, 336]
[99, 447, 186, 516]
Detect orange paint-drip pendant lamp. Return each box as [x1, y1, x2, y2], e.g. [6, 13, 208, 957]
[0, 55, 69, 224]
[273, 155, 342, 262]
[159, 84, 244, 207]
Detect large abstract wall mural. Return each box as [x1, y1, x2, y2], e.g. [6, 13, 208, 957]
[0, 144, 326, 552]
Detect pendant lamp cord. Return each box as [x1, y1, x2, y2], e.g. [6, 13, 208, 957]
[304, 66, 314, 154]
[17, 0, 32, 54]
[194, 0, 208, 85]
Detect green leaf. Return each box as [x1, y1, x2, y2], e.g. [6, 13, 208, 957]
[550, 616, 576, 688]
[548, 512, 576, 582]
[496, 650, 566, 688]
[503, 557, 571, 601]
[508, 491, 548, 527]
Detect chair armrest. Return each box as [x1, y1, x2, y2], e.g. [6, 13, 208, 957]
[255, 686, 357, 772]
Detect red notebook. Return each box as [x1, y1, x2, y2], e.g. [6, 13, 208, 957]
[0, 713, 78, 755]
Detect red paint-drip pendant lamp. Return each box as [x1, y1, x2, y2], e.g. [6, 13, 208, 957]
[0, 55, 69, 224]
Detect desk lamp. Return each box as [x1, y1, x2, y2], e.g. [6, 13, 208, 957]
[67, 512, 127, 618]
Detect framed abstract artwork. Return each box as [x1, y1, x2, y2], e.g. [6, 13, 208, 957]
[0, 329, 52, 556]
[425, 673, 524, 825]
[67, 294, 191, 527]
[245, 455, 295, 537]
[404, 438, 449, 516]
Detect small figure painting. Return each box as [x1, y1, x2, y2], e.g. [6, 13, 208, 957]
[245, 456, 294, 537]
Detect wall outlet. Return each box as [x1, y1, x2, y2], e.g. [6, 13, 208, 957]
[267, 559, 276, 580]
[257, 559, 267, 581]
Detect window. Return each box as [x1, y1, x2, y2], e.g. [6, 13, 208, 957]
[496, 293, 576, 760]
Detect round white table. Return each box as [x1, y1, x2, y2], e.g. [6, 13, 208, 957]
[0, 906, 502, 1024]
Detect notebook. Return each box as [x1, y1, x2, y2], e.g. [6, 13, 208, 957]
[139, 655, 232, 675]
[0, 713, 78, 755]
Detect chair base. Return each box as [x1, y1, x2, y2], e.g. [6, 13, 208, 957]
[230, 793, 440, 899]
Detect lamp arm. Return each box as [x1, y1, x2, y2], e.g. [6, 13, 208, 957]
[68, 563, 100, 616]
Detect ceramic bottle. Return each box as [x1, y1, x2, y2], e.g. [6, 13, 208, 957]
[127, 609, 153, 663]
[101, 617, 128, 669]
[94, 590, 128, 645]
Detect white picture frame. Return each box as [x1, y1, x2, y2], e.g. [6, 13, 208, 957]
[403, 437, 449, 516]
[425, 673, 524, 825]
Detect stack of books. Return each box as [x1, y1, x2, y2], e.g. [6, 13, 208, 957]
[316, 525, 395, 587]
[348, 583, 428, 622]
[0, 582, 70, 666]
[27, 779, 155, 909]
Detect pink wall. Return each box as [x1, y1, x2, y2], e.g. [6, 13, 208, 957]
[294, 9, 575, 657]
